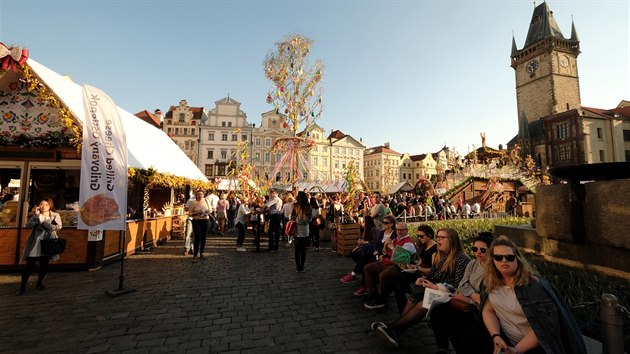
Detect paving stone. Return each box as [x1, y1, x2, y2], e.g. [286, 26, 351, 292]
[0, 236, 440, 354]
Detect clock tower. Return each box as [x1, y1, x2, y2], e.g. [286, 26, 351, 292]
[512, 2, 581, 124]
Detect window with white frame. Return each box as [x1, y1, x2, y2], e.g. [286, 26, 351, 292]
[221, 133, 228, 141]
[207, 150, 214, 159]
[255, 153, 260, 161]
[208, 133, 214, 140]
[179, 113, 185, 122]
[313, 157, 318, 166]
[265, 138, 271, 147]
[232, 134, 237, 141]
[220, 150, 227, 159]
[255, 138, 261, 146]
[265, 152, 270, 162]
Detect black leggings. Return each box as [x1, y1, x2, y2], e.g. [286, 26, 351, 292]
[294, 236, 308, 270]
[20, 256, 50, 290]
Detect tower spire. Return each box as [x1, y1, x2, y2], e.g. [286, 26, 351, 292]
[511, 31, 518, 55]
[570, 16, 579, 41]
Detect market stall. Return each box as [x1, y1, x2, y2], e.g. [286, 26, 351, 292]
[0, 51, 208, 270]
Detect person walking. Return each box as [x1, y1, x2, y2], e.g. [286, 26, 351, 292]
[265, 190, 283, 252]
[250, 196, 265, 252]
[235, 196, 250, 252]
[216, 193, 229, 236]
[291, 191, 312, 272]
[188, 190, 210, 262]
[16, 198, 62, 295]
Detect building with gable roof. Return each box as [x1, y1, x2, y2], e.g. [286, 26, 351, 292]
[363, 143, 400, 193]
[200, 97, 253, 178]
[163, 100, 208, 165]
[327, 129, 366, 181]
[251, 109, 289, 181]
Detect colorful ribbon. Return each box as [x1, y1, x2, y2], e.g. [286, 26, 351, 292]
[0, 43, 29, 72]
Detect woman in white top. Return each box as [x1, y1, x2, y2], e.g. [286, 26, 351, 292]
[235, 196, 250, 252]
[17, 198, 62, 295]
[188, 190, 210, 261]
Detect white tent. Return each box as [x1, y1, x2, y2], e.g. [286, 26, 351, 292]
[216, 178, 257, 191]
[273, 180, 348, 193]
[389, 181, 414, 195]
[26, 58, 208, 182]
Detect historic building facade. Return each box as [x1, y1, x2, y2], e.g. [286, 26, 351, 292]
[363, 143, 400, 193]
[163, 100, 208, 165]
[200, 97, 253, 179]
[510, 2, 629, 167]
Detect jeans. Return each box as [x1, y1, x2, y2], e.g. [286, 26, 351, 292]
[250, 221, 261, 251]
[236, 222, 246, 247]
[294, 236, 308, 270]
[268, 213, 282, 251]
[191, 219, 208, 257]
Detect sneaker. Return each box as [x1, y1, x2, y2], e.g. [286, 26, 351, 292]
[340, 273, 356, 283]
[376, 327, 399, 348]
[354, 286, 369, 296]
[370, 321, 387, 332]
[364, 299, 386, 310]
[236, 247, 247, 252]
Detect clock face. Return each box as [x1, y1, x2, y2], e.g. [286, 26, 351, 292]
[559, 55, 569, 68]
[525, 60, 539, 74]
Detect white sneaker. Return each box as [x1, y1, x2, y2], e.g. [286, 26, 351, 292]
[236, 247, 247, 252]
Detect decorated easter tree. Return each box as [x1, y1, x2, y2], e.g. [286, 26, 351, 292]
[263, 33, 323, 190]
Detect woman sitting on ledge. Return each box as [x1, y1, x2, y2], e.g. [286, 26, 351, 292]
[482, 236, 586, 354]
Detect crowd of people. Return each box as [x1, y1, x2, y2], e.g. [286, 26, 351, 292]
[16, 188, 584, 354]
[338, 215, 586, 353]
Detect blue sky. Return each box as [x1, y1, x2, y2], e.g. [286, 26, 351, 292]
[1, 0, 628, 156]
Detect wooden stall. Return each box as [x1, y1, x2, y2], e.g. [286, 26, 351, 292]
[0, 52, 208, 272]
[336, 223, 361, 256]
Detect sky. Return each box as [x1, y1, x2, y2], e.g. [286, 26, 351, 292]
[1, 0, 628, 156]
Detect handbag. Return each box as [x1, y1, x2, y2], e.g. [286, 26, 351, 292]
[40, 237, 67, 255]
[391, 245, 412, 264]
[328, 222, 337, 230]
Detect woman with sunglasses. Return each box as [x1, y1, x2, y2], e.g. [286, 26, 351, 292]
[482, 236, 586, 354]
[428, 232, 493, 354]
[374, 228, 470, 348]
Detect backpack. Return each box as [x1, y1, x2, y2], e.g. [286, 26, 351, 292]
[285, 220, 297, 236]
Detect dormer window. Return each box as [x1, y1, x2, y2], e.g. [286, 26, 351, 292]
[272, 120, 277, 126]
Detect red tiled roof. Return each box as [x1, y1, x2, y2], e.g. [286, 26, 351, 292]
[134, 110, 161, 129]
[327, 129, 347, 140]
[409, 154, 427, 161]
[581, 104, 630, 119]
[365, 146, 400, 155]
[164, 105, 205, 120]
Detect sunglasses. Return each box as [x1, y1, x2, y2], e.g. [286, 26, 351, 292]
[382, 221, 392, 225]
[493, 254, 516, 262]
[471, 247, 487, 254]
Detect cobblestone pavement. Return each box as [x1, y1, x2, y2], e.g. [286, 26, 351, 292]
[0, 232, 439, 354]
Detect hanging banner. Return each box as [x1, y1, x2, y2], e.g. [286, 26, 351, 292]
[78, 85, 128, 231]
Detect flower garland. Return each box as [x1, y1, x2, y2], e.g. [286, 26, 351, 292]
[128, 167, 214, 191]
[21, 64, 82, 150]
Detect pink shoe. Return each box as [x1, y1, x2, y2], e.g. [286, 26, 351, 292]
[354, 286, 369, 296]
[340, 273, 356, 283]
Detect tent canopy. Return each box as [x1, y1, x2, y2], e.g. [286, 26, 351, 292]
[389, 181, 414, 195]
[216, 178, 257, 191]
[273, 180, 349, 194]
[26, 58, 208, 182]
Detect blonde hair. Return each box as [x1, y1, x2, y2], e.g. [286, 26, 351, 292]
[433, 228, 468, 275]
[484, 235, 538, 292]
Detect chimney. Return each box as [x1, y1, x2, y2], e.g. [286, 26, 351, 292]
[384, 142, 390, 149]
[154, 109, 163, 122]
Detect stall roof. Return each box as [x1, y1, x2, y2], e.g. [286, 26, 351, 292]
[389, 181, 414, 195]
[27, 59, 207, 182]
